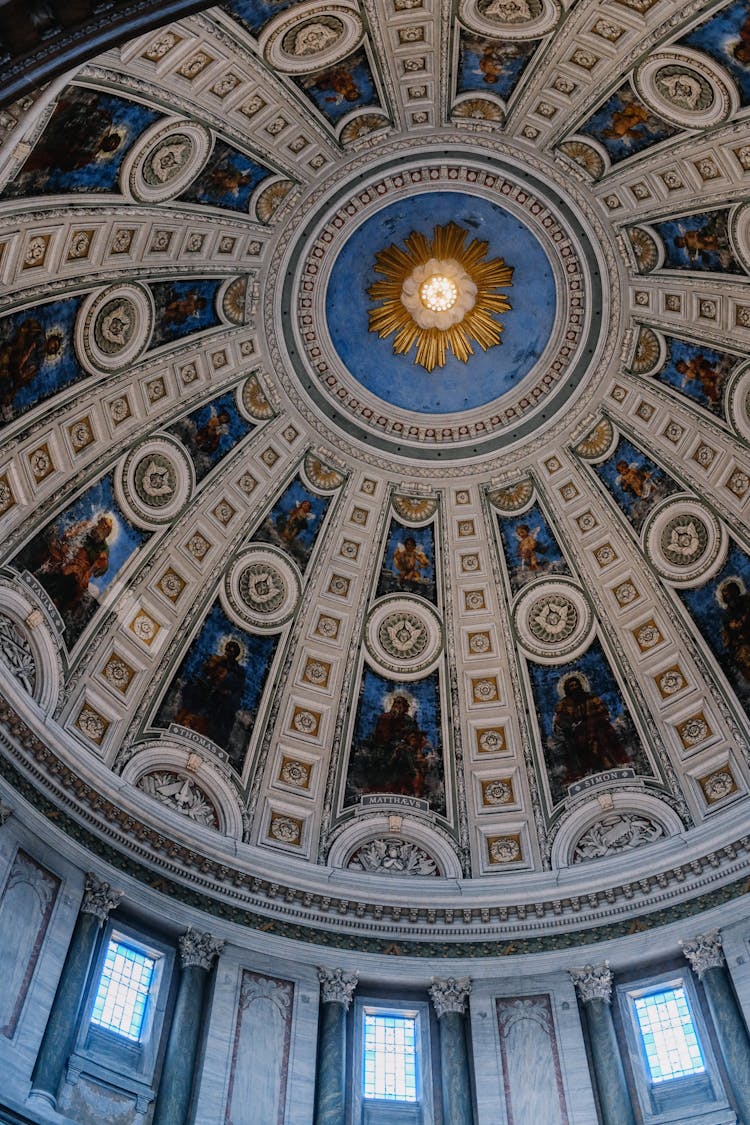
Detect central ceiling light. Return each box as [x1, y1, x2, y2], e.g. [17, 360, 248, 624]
[368, 222, 513, 372]
[419, 274, 458, 313]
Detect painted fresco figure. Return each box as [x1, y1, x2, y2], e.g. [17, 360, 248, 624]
[170, 404, 233, 481]
[553, 675, 628, 784]
[472, 39, 526, 84]
[614, 457, 672, 526]
[515, 524, 545, 573]
[616, 459, 654, 500]
[18, 94, 124, 183]
[277, 499, 314, 544]
[304, 65, 361, 105]
[673, 215, 734, 271]
[721, 581, 750, 683]
[162, 288, 207, 328]
[601, 99, 653, 141]
[675, 354, 724, 405]
[0, 318, 63, 415]
[393, 537, 430, 583]
[38, 515, 113, 613]
[175, 638, 245, 748]
[194, 407, 231, 454]
[733, 9, 750, 62]
[363, 694, 434, 797]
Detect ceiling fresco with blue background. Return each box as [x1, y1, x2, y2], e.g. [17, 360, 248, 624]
[326, 191, 556, 414]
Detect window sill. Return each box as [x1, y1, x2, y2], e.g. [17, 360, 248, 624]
[65, 1053, 155, 1110]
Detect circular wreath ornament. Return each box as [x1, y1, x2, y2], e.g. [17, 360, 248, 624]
[644, 498, 725, 588]
[513, 580, 593, 662]
[222, 546, 302, 632]
[78, 283, 153, 375]
[365, 596, 443, 678]
[116, 436, 194, 529]
[367, 221, 513, 371]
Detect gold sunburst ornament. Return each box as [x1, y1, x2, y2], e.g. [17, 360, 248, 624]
[367, 221, 514, 372]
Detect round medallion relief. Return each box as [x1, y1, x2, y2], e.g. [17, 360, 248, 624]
[120, 118, 211, 203]
[459, 0, 559, 38]
[222, 546, 302, 632]
[634, 49, 737, 130]
[660, 514, 709, 567]
[644, 498, 726, 588]
[727, 360, 750, 446]
[78, 283, 153, 375]
[365, 596, 443, 678]
[514, 580, 593, 662]
[263, 5, 363, 73]
[116, 437, 194, 528]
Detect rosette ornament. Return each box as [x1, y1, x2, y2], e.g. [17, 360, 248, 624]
[367, 221, 513, 371]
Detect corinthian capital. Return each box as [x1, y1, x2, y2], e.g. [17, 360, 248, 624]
[179, 927, 225, 970]
[429, 976, 471, 1018]
[570, 962, 613, 1004]
[680, 930, 724, 980]
[80, 873, 123, 922]
[318, 967, 358, 1008]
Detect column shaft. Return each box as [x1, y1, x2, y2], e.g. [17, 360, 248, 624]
[438, 1008, 474, 1125]
[701, 966, 750, 1125]
[314, 1000, 347, 1125]
[584, 998, 636, 1125]
[152, 964, 208, 1125]
[30, 910, 101, 1107]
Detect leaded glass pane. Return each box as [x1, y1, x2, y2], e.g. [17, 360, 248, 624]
[363, 1012, 418, 1102]
[634, 987, 705, 1084]
[90, 939, 155, 1041]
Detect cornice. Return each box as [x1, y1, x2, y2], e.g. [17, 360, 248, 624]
[3, 690, 750, 957]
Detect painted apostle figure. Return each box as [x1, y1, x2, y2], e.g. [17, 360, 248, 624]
[721, 581, 750, 683]
[553, 675, 628, 784]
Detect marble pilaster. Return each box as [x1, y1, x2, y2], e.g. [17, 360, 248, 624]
[682, 930, 750, 1124]
[313, 967, 357, 1125]
[570, 962, 636, 1125]
[429, 977, 474, 1125]
[29, 873, 122, 1108]
[152, 927, 224, 1125]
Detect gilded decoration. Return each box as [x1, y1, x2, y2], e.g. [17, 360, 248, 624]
[367, 222, 513, 371]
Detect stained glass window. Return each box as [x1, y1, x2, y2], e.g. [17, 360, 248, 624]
[363, 1011, 418, 1101]
[90, 939, 155, 1041]
[634, 987, 705, 1084]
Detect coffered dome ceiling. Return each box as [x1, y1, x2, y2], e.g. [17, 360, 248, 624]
[0, 0, 749, 957]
